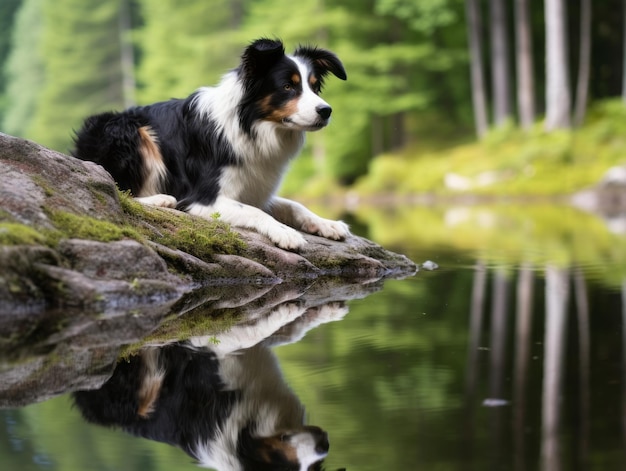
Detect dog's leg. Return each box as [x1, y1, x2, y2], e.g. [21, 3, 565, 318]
[265, 302, 349, 347]
[269, 196, 350, 241]
[135, 194, 178, 208]
[187, 196, 307, 250]
[190, 302, 307, 355]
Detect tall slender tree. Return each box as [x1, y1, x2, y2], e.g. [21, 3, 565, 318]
[515, 0, 535, 130]
[545, 0, 571, 130]
[490, 0, 512, 126]
[574, 0, 591, 126]
[623, 0, 626, 104]
[465, 0, 489, 137]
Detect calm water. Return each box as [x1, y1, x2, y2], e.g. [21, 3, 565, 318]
[2, 204, 626, 471]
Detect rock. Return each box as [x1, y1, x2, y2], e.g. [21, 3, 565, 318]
[0, 132, 417, 314]
[571, 165, 626, 233]
[0, 132, 419, 407]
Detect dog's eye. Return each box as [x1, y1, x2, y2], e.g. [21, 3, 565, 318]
[283, 83, 292, 91]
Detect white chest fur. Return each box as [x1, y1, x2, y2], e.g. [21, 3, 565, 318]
[220, 127, 304, 208]
[192, 76, 305, 209]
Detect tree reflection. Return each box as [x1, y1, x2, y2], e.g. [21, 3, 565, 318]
[514, 263, 534, 471]
[541, 265, 569, 471]
[464, 260, 616, 470]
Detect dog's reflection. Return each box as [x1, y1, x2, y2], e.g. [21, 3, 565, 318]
[74, 302, 347, 471]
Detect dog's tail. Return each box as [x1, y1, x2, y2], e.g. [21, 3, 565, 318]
[73, 112, 148, 195]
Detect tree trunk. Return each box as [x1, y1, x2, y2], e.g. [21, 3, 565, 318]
[490, 0, 512, 126]
[545, 0, 571, 130]
[574, 0, 592, 126]
[465, 0, 489, 138]
[623, 0, 626, 104]
[541, 265, 570, 471]
[515, 0, 535, 130]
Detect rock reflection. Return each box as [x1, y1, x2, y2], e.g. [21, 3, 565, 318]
[0, 274, 387, 469]
[73, 301, 349, 471]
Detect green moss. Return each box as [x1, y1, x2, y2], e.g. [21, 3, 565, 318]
[119, 305, 239, 359]
[1, 187, 244, 266]
[86, 179, 118, 199]
[118, 191, 246, 258]
[0, 209, 15, 222]
[0, 223, 47, 245]
[47, 210, 140, 243]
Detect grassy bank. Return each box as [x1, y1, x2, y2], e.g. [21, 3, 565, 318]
[357, 100, 626, 197]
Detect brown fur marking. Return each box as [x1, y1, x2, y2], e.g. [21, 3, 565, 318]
[136, 349, 165, 419]
[137, 126, 167, 197]
[260, 96, 299, 123]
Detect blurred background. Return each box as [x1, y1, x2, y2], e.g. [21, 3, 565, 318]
[1, 0, 624, 199]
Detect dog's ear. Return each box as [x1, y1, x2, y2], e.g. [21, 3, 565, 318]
[241, 38, 285, 78]
[293, 46, 347, 81]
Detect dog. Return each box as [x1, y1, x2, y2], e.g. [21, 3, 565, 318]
[73, 302, 349, 470]
[72, 38, 349, 250]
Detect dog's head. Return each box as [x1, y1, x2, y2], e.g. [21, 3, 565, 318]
[230, 424, 329, 471]
[238, 38, 346, 133]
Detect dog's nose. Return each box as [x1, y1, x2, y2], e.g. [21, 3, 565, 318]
[316, 105, 332, 120]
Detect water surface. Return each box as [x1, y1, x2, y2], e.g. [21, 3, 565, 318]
[2, 204, 626, 470]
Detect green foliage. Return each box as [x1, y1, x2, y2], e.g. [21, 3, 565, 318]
[2, 0, 45, 138]
[135, 0, 244, 103]
[28, 0, 128, 151]
[0, 0, 21, 118]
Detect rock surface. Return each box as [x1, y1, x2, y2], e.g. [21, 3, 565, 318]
[0, 132, 417, 407]
[0, 132, 416, 315]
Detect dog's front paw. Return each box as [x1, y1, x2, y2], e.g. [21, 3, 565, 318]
[301, 218, 350, 241]
[268, 225, 307, 250]
[270, 302, 308, 326]
[312, 302, 349, 323]
[135, 194, 178, 208]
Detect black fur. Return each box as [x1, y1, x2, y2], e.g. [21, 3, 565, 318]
[73, 345, 238, 455]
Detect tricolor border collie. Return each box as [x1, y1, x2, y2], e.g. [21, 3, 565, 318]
[73, 302, 349, 470]
[73, 38, 349, 250]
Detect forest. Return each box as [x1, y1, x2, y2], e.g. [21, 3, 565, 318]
[0, 0, 625, 195]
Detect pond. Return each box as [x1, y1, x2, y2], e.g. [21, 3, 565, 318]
[1, 203, 626, 471]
